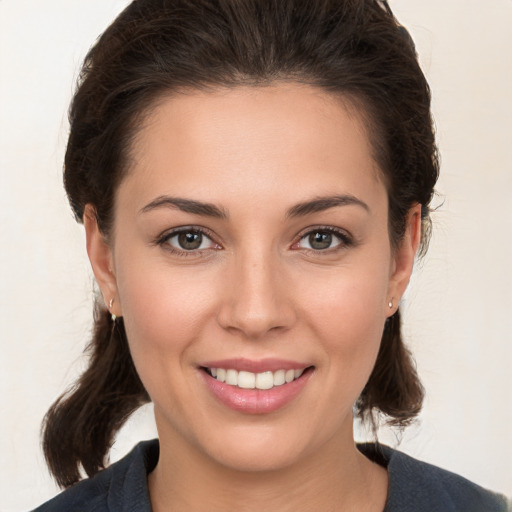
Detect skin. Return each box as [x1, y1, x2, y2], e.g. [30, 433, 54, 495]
[85, 84, 421, 511]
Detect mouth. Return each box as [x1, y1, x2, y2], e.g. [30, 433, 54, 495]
[202, 366, 310, 390]
[199, 360, 314, 414]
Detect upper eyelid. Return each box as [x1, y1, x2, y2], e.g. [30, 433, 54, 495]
[158, 225, 216, 242]
[156, 227, 221, 257]
[155, 225, 352, 248]
[296, 225, 352, 240]
[293, 226, 354, 252]
[154, 228, 219, 255]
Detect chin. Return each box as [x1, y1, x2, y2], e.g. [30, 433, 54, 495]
[206, 436, 307, 473]
[191, 413, 348, 474]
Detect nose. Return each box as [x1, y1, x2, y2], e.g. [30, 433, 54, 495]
[216, 249, 296, 340]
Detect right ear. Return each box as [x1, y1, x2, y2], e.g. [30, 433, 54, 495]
[83, 204, 121, 318]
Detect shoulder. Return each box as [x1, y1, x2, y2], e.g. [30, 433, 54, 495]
[32, 439, 159, 512]
[359, 443, 511, 512]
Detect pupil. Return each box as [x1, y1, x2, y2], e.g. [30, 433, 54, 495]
[178, 232, 202, 250]
[309, 232, 332, 250]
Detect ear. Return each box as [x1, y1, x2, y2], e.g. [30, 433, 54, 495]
[387, 203, 422, 316]
[83, 204, 122, 318]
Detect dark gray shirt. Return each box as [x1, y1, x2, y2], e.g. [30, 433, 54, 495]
[33, 439, 511, 511]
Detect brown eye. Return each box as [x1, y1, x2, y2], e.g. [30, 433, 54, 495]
[177, 232, 203, 250]
[296, 229, 347, 251]
[308, 232, 333, 250]
[163, 230, 215, 251]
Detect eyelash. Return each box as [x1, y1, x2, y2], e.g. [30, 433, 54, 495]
[292, 226, 354, 253]
[155, 225, 354, 257]
[155, 226, 220, 257]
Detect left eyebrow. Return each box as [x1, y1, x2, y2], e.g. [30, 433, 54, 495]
[286, 195, 370, 218]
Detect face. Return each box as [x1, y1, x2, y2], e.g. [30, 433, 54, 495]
[87, 84, 419, 472]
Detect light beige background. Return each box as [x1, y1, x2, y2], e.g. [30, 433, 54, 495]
[1, 1, 511, 510]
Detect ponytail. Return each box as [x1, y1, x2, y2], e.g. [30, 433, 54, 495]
[41, 303, 149, 488]
[357, 310, 424, 428]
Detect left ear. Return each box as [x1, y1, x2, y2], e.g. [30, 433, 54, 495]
[387, 203, 422, 315]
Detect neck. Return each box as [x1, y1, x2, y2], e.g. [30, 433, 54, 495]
[148, 425, 388, 512]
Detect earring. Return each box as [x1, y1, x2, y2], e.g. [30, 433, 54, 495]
[109, 298, 117, 321]
[388, 299, 393, 309]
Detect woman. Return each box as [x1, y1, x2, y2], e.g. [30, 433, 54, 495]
[33, 0, 510, 510]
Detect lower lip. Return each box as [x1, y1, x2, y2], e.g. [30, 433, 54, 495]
[201, 369, 313, 414]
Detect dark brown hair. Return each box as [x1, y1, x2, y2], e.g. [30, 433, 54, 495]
[43, 0, 439, 488]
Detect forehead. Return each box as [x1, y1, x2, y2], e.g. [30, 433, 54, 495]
[120, 84, 386, 215]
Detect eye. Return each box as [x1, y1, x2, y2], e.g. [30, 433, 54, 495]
[294, 228, 351, 251]
[160, 229, 219, 252]
[300, 231, 340, 250]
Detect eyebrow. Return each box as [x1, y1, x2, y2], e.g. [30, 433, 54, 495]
[286, 195, 370, 218]
[139, 193, 369, 219]
[139, 196, 228, 219]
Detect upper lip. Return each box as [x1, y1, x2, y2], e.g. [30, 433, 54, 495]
[200, 358, 311, 373]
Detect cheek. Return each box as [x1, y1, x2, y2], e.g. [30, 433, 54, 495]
[297, 259, 390, 386]
[114, 258, 218, 387]
[117, 249, 215, 331]
[301, 262, 389, 338]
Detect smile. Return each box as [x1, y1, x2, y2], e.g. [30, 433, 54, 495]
[206, 368, 305, 390]
[200, 360, 314, 414]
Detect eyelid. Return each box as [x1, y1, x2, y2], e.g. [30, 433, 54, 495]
[154, 224, 353, 254]
[155, 225, 222, 254]
[291, 225, 354, 251]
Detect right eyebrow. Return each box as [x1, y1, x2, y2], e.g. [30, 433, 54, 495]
[139, 196, 228, 219]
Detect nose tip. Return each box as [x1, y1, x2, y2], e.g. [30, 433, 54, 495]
[218, 307, 286, 340]
[216, 260, 296, 340]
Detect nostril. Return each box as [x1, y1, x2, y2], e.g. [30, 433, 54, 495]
[216, 301, 296, 339]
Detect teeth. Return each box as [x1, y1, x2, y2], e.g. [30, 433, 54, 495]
[256, 371, 274, 390]
[273, 369, 285, 386]
[208, 367, 306, 389]
[237, 371, 255, 389]
[226, 369, 238, 386]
